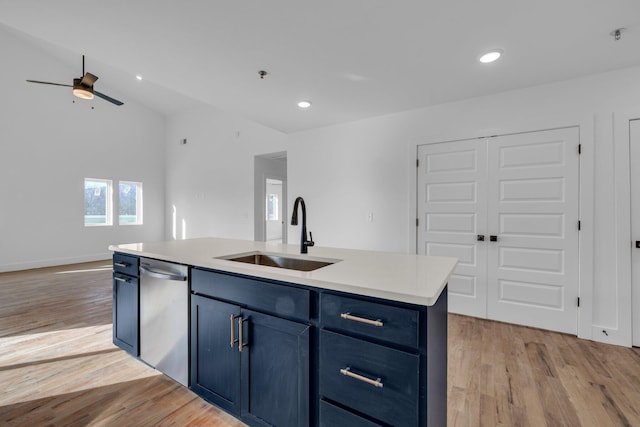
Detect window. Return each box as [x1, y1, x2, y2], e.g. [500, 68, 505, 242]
[84, 178, 112, 226]
[119, 181, 143, 225]
[266, 193, 279, 221]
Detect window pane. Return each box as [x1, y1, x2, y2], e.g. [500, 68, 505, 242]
[267, 194, 278, 221]
[119, 181, 143, 225]
[85, 179, 112, 226]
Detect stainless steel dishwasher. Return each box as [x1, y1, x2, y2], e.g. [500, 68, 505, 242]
[139, 257, 189, 386]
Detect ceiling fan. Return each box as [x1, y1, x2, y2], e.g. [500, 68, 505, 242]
[26, 55, 124, 106]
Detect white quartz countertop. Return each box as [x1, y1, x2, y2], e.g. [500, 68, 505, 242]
[109, 237, 457, 306]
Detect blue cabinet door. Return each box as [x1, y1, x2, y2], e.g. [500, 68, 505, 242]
[190, 295, 242, 415]
[241, 309, 310, 427]
[112, 273, 139, 356]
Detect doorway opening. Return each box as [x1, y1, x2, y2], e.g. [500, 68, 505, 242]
[254, 152, 287, 243]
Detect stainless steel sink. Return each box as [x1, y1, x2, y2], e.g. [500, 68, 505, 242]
[217, 251, 338, 272]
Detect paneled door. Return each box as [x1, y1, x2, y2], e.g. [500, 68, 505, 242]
[418, 127, 580, 334]
[417, 139, 488, 317]
[630, 119, 640, 347]
[486, 128, 580, 334]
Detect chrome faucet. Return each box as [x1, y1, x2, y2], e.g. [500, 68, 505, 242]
[291, 196, 314, 254]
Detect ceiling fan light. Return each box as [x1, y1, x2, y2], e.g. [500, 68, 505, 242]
[72, 78, 94, 100]
[73, 87, 94, 100]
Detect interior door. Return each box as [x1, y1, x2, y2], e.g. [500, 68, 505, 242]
[417, 139, 488, 317]
[486, 128, 580, 334]
[631, 119, 640, 347]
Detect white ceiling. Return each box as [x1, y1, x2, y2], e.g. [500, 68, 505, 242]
[1, 0, 639, 133]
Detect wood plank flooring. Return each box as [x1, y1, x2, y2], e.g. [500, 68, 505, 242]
[1, 261, 639, 426]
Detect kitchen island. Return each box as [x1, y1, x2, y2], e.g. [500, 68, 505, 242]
[109, 237, 457, 427]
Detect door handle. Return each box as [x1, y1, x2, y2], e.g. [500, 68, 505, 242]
[230, 314, 240, 348]
[490, 235, 498, 242]
[636, 241, 640, 249]
[477, 235, 485, 241]
[238, 317, 248, 353]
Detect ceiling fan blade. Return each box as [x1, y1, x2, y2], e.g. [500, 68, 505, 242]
[94, 90, 124, 106]
[26, 80, 72, 88]
[81, 72, 98, 87]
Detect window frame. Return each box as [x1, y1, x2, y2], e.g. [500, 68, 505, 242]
[118, 180, 143, 226]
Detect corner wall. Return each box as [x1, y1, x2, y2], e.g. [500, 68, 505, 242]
[164, 106, 287, 241]
[0, 27, 166, 271]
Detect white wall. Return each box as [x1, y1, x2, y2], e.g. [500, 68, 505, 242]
[287, 118, 411, 253]
[164, 106, 287, 241]
[0, 28, 166, 271]
[287, 66, 640, 346]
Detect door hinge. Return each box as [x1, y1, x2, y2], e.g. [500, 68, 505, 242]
[578, 144, 582, 154]
[578, 220, 581, 230]
[577, 297, 580, 307]
[416, 218, 419, 227]
[416, 158, 419, 168]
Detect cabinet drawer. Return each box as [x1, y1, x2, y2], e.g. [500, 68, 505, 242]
[320, 293, 419, 348]
[319, 400, 382, 427]
[319, 330, 419, 427]
[191, 268, 310, 321]
[113, 253, 139, 277]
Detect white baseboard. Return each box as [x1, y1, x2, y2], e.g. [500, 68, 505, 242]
[0, 253, 112, 273]
[591, 325, 632, 347]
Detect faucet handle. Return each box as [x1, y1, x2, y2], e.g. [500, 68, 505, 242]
[306, 232, 315, 247]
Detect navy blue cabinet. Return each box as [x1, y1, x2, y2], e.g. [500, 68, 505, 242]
[319, 289, 448, 427]
[241, 309, 310, 426]
[319, 400, 382, 427]
[191, 295, 242, 414]
[191, 269, 311, 427]
[112, 254, 139, 356]
[319, 330, 420, 426]
[113, 260, 447, 426]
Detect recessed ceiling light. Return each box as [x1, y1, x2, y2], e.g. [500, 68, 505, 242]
[297, 100, 312, 108]
[136, 75, 143, 81]
[479, 50, 503, 64]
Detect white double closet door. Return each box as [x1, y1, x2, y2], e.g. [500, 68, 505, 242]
[418, 127, 580, 334]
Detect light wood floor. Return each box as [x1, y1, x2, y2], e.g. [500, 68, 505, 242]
[1, 261, 639, 426]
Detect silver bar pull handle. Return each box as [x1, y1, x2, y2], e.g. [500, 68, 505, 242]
[230, 315, 240, 348]
[238, 317, 248, 352]
[114, 276, 129, 283]
[340, 367, 383, 388]
[140, 265, 187, 281]
[340, 312, 383, 327]
[114, 262, 129, 268]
